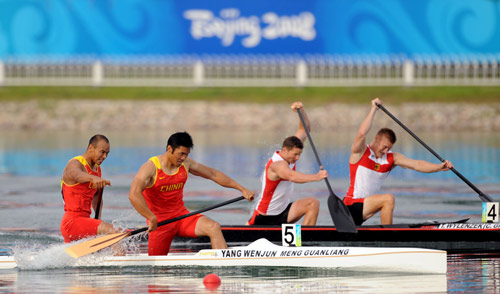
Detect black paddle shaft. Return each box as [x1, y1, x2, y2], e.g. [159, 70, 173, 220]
[297, 111, 334, 195]
[296, 108, 357, 233]
[129, 196, 245, 236]
[94, 188, 103, 220]
[376, 103, 493, 202]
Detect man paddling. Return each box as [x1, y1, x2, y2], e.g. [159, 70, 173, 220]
[344, 98, 454, 225]
[128, 131, 254, 256]
[246, 102, 328, 226]
[60, 134, 119, 242]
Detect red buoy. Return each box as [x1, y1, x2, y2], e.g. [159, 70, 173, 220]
[203, 273, 221, 290]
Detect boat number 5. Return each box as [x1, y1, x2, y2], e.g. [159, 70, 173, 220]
[281, 224, 302, 246]
[482, 202, 499, 223]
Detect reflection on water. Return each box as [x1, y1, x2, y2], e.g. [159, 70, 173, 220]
[0, 266, 450, 294]
[448, 255, 500, 293]
[1, 256, 500, 293]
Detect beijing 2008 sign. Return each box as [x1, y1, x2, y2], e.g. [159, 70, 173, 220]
[183, 8, 317, 48]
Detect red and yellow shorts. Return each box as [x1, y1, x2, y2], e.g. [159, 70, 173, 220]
[148, 214, 202, 256]
[60, 213, 102, 243]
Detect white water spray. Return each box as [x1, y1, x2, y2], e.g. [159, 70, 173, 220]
[13, 239, 118, 270]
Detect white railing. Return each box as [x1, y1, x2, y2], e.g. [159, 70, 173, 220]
[0, 54, 499, 87]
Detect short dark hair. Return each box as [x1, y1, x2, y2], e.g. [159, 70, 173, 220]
[376, 128, 397, 144]
[167, 131, 194, 151]
[88, 134, 109, 147]
[282, 136, 303, 150]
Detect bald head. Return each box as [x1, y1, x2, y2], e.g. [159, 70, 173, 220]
[88, 134, 109, 148]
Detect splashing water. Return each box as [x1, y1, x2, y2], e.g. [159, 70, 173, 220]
[12, 237, 130, 270]
[14, 242, 78, 269]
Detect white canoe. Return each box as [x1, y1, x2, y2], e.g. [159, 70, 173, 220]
[0, 238, 446, 274]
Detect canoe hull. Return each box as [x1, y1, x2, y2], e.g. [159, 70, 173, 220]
[202, 222, 500, 254]
[0, 238, 446, 274]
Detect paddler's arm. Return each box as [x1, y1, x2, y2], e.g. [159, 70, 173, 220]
[128, 160, 158, 232]
[393, 152, 454, 173]
[62, 159, 111, 189]
[185, 157, 255, 201]
[291, 101, 310, 143]
[350, 98, 381, 164]
[269, 160, 328, 183]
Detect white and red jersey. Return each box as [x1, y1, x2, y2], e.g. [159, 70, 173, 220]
[345, 145, 394, 204]
[255, 151, 296, 215]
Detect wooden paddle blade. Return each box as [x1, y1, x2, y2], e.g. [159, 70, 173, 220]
[327, 195, 357, 233]
[65, 232, 129, 258]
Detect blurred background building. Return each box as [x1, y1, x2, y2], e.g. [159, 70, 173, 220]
[0, 0, 499, 87]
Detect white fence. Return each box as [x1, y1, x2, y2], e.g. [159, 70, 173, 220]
[0, 54, 499, 87]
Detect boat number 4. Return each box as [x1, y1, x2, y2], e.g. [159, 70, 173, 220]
[482, 202, 499, 223]
[282, 224, 302, 247]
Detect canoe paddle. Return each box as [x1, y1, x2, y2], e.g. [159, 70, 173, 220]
[93, 180, 111, 220]
[376, 103, 494, 202]
[297, 108, 357, 233]
[65, 195, 245, 258]
[93, 188, 103, 220]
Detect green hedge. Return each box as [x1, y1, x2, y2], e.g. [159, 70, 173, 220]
[0, 86, 499, 104]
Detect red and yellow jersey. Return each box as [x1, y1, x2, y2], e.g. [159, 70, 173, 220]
[61, 156, 101, 217]
[142, 156, 189, 221]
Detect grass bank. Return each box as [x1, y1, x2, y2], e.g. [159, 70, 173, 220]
[0, 86, 499, 105]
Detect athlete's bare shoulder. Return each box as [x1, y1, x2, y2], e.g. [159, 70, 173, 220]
[62, 157, 85, 184]
[267, 160, 289, 181]
[182, 157, 194, 171]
